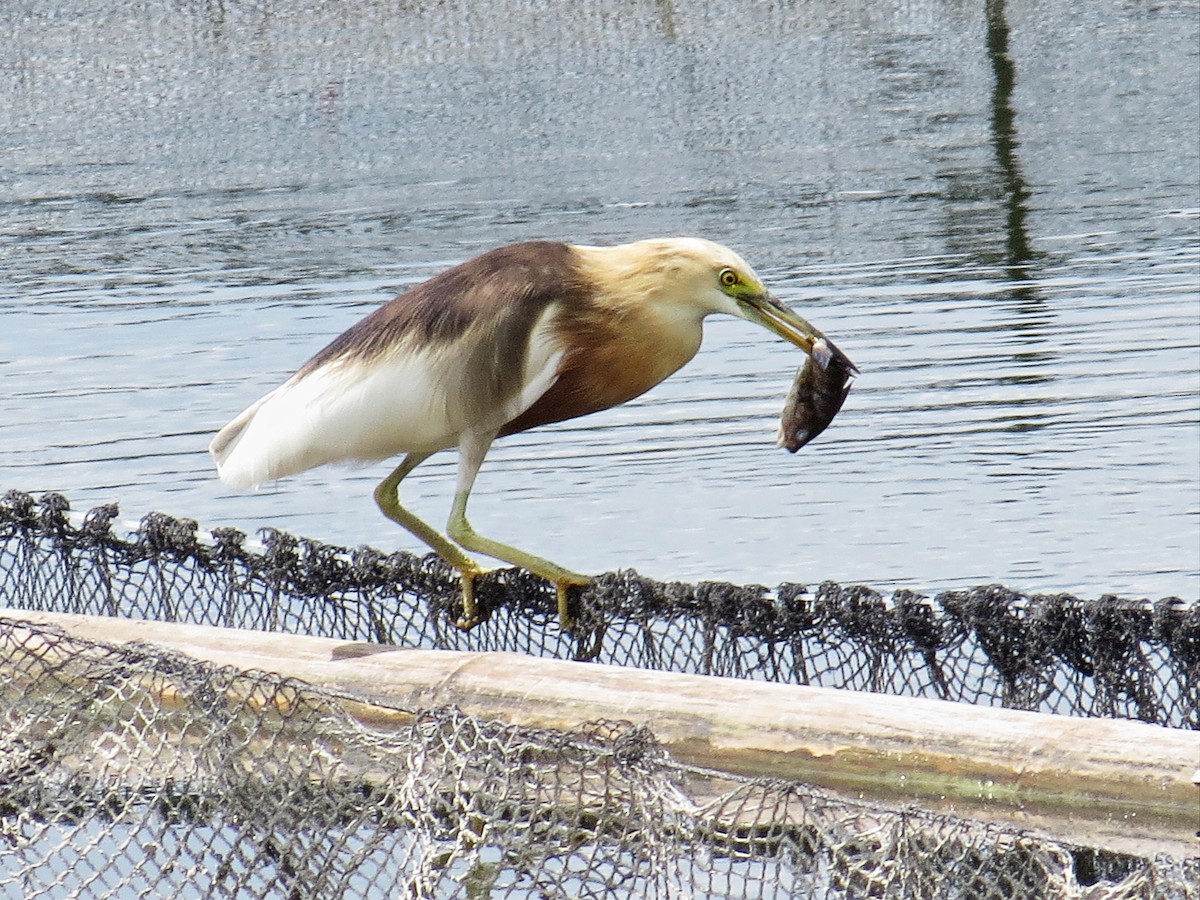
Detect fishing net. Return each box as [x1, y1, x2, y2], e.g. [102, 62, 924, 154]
[1, 490, 1197, 899]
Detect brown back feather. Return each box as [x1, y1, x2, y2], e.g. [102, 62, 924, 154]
[298, 242, 592, 425]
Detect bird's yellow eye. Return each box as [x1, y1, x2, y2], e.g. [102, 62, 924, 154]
[719, 268, 739, 288]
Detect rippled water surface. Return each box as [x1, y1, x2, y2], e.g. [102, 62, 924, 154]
[2, 0, 1197, 600]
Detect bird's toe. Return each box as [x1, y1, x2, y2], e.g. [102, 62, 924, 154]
[554, 574, 592, 633]
[453, 566, 490, 631]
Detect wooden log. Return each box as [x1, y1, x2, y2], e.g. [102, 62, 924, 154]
[3, 608, 1196, 859]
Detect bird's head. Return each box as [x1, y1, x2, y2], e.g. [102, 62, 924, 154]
[600, 237, 857, 370]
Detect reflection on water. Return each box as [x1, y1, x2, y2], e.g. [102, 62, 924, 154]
[985, 0, 1035, 277]
[1, 0, 1197, 600]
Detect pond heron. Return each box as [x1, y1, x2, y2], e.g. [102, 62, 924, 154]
[210, 238, 851, 630]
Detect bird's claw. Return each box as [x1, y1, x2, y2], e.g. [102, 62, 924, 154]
[454, 613, 483, 631]
[554, 576, 609, 661]
[453, 566, 488, 631]
[554, 574, 591, 634]
[452, 568, 590, 633]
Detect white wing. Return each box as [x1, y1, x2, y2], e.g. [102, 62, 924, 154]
[210, 307, 566, 490]
[211, 346, 459, 489]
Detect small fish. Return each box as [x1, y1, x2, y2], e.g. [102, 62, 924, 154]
[777, 335, 857, 453]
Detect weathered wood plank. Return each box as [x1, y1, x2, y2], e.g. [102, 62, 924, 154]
[3, 608, 1195, 859]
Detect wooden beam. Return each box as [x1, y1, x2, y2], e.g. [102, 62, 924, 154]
[3, 609, 1196, 859]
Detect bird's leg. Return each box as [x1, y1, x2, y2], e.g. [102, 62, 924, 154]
[446, 430, 590, 631]
[373, 452, 488, 629]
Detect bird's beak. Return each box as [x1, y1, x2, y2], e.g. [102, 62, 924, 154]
[739, 294, 859, 372]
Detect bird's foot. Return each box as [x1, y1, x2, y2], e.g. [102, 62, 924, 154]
[553, 573, 592, 634]
[454, 565, 489, 631]
[554, 574, 609, 661]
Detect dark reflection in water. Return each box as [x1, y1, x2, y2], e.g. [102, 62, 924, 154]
[1, 0, 1197, 601]
[981, 0, 1055, 441]
[986, 0, 1036, 279]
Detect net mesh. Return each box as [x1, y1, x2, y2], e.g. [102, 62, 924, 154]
[1, 490, 1197, 898]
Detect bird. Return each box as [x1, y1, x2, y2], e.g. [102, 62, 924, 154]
[210, 237, 854, 631]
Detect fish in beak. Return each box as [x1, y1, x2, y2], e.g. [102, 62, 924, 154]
[738, 294, 859, 452]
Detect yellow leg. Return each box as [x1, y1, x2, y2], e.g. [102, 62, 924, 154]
[374, 453, 487, 629]
[448, 429, 590, 631]
[447, 487, 589, 631]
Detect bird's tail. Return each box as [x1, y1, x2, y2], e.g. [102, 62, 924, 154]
[209, 389, 280, 490]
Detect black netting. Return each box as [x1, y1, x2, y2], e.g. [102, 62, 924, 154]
[2, 490, 1195, 727]
[1, 490, 1197, 898]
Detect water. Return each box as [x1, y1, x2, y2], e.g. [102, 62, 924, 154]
[2, 0, 1197, 601]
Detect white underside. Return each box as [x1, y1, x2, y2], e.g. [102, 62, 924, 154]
[211, 311, 565, 490]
